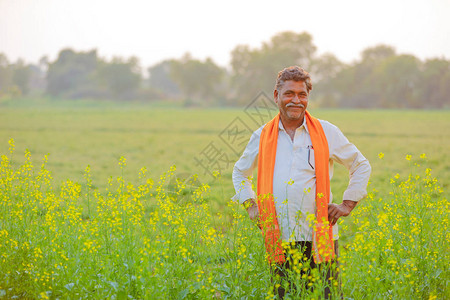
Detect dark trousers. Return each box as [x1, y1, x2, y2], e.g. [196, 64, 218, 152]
[271, 240, 341, 299]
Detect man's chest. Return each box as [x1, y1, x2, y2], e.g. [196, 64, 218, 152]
[274, 130, 317, 181]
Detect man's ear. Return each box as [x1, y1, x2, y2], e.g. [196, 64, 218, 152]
[274, 89, 278, 103]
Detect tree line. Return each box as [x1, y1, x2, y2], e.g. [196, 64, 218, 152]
[0, 31, 448, 108]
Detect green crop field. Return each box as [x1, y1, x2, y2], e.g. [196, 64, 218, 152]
[0, 99, 449, 299]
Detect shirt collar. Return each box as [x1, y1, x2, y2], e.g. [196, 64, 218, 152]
[278, 117, 309, 134]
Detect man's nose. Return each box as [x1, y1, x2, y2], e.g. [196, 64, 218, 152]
[292, 94, 301, 103]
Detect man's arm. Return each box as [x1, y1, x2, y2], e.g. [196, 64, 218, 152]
[325, 122, 372, 225]
[231, 129, 261, 208]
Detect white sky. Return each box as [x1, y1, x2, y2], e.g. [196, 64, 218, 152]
[1, 0, 449, 69]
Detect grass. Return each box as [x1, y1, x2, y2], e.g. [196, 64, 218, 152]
[0, 98, 449, 299]
[1, 99, 449, 202]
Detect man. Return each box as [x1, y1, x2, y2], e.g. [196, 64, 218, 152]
[232, 66, 371, 299]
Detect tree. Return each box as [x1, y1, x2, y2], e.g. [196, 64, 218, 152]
[148, 60, 180, 98]
[230, 31, 317, 105]
[12, 59, 32, 95]
[353, 45, 397, 107]
[311, 53, 344, 82]
[47, 49, 99, 98]
[310, 53, 345, 107]
[361, 45, 396, 63]
[97, 56, 141, 100]
[374, 54, 422, 108]
[266, 31, 317, 70]
[420, 58, 450, 108]
[170, 54, 225, 105]
[325, 45, 398, 108]
[0, 53, 12, 92]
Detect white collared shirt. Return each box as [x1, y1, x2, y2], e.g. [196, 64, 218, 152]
[232, 118, 371, 241]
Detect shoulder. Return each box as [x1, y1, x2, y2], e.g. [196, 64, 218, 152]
[238, 124, 265, 156]
[316, 119, 351, 149]
[244, 124, 265, 148]
[317, 119, 341, 135]
[251, 124, 265, 138]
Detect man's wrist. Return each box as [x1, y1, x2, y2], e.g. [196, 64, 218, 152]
[342, 200, 358, 212]
[243, 198, 256, 209]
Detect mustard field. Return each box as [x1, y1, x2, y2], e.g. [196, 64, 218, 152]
[0, 100, 449, 299]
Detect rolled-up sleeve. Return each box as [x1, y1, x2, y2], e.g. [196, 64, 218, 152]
[326, 122, 372, 202]
[231, 130, 261, 204]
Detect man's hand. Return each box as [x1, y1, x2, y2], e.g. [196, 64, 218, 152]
[243, 199, 260, 226]
[328, 200, 358, 226]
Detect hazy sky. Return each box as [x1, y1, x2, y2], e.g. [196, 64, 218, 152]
[1, 0, 449, 69]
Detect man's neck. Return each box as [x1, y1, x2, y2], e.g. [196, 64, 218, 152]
[280, 115, 305, 141]
[280, 115, 305, 132]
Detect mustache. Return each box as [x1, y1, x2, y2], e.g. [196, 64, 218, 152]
[286, 103, 305, 108]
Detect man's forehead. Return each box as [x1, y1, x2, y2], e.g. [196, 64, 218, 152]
[281, 80, 307, 90]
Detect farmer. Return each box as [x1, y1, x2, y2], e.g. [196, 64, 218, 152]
[232, 66, 371, 299]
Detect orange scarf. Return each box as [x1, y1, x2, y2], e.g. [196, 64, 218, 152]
[257, 111, 335, 264]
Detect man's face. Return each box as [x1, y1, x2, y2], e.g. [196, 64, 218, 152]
[274, 80, 309, 122]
